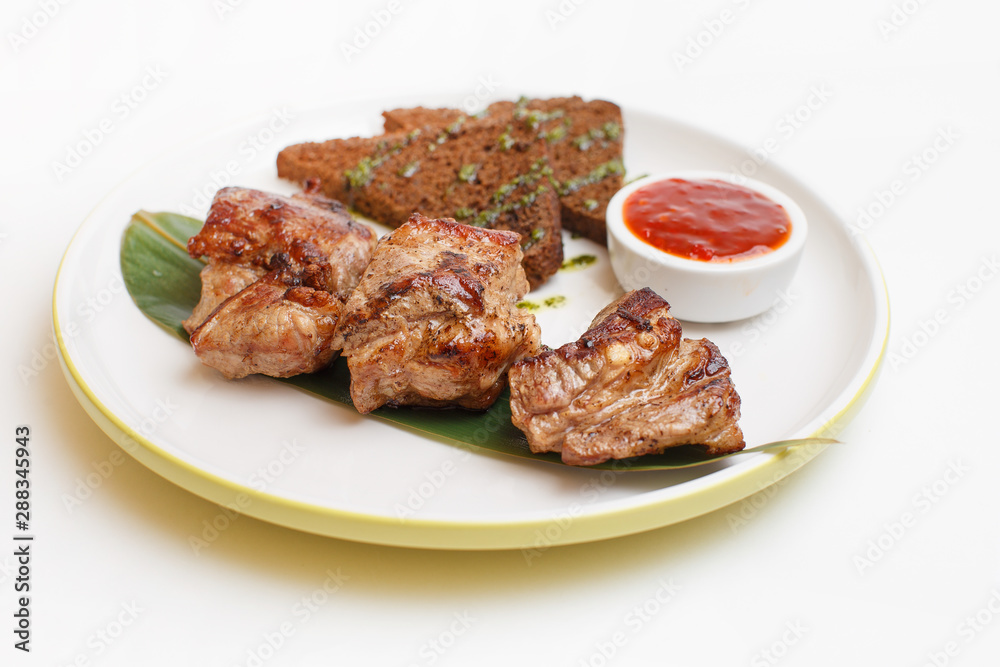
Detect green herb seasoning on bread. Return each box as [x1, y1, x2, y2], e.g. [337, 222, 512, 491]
[277, 96, 625, 287]
[382, 96, 625, 246]
[277, 116, 563, 288]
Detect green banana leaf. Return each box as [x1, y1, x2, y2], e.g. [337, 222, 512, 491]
[120, 210, 836, 471]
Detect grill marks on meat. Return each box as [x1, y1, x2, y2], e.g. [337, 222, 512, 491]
[183, 186, 376, 379]
[362, 251, 487, 316]
[509, 288, 745, 466]
[333, 214, 541, 413]
[187, 186, 375, 287]
[178, 190, 746, 466]
[184, 186, 376, 331]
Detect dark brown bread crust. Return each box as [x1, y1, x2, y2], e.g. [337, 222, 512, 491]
[276, 137, 375, 206]
[277, 119, 563, 289]
[532, 97, 624, 246]
[382, 107, 459, 133]
[381, 96, 625, 245]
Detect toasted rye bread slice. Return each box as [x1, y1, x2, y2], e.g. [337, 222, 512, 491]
[382, 107, 460, 133]
[277, 119, 562, 288]
[381, 96, 625, 245]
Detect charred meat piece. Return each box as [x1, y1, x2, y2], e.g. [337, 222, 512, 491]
[189, 265, 344, 379]
[186, 185, 377, 288]
[183, 186, 376, 333]
[509, 288, 745, 466]
[333, 214, 541, 413]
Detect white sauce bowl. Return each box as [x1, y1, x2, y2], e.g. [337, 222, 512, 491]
[606, 170, 808, 323]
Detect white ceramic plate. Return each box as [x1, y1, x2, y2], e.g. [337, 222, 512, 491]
[54, 97, 889, 550]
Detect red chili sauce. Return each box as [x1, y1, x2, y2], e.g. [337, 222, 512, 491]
[623, 178, 791, 262]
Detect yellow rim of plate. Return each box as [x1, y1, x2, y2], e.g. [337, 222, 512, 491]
[53, 254, 888, 551]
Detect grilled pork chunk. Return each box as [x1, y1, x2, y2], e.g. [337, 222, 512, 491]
[189, 266, 344, 379]
[509, 288, 745, 466]
[183, 185, 376, 334]
[184, 261, 265, 334]
[333, 214, 541, 413]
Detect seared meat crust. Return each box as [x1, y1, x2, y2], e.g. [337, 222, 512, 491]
[189, 267, 344, 379]
[183, 186, 376, 379]
[183, 261, 265, 335]
[185, 186, 375, 317]
[509, 288, 745, 466]
[333, 214, 541, 413]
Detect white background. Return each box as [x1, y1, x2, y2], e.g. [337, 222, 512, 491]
[3, 0, 999, 665]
